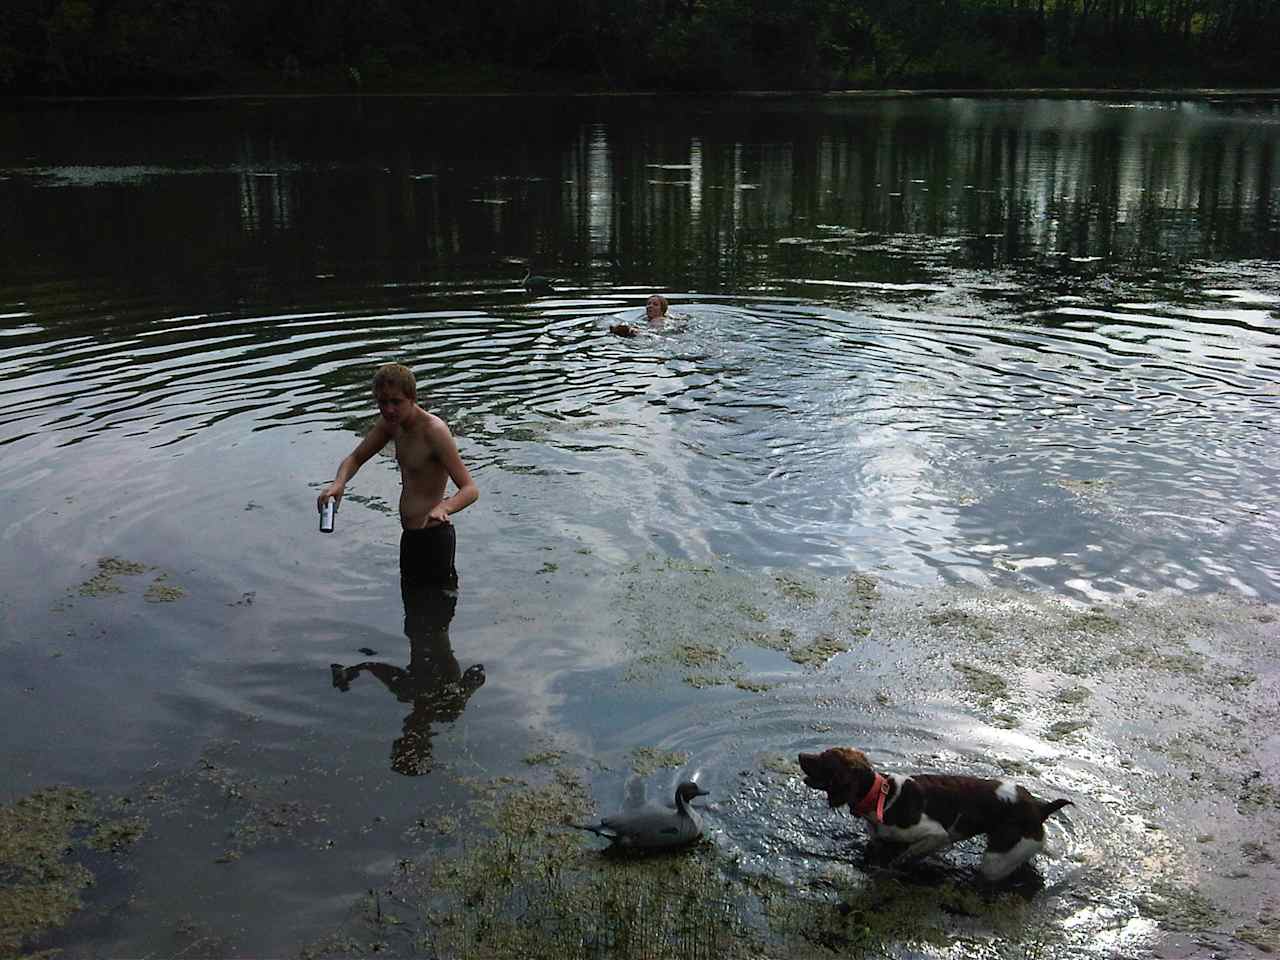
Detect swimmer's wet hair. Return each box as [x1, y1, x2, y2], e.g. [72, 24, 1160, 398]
[373, 362, 417, 399]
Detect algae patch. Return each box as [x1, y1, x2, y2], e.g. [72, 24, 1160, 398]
[767, 873, 1049, 958]
[144, 580, 187, 603]
[759, 753, 800, 778]
[994, 757, 1042, 778]
[788, 634, 852, 667]
[612, 556, 872, 685]
[685, 673, 730, 689]
[1045, 719, 1090, 742]
[630, 747, 690, 776]
[309, 771, 755, 960]
[1064, 609, 1122, 635]
[146, 742, 335, 862]
[1236, 911, 1280, 953]
[523, 750, 565, 767]
[1135, 879, 1225, 933]
[928, 608, 997, 640]
[747, 627, 858, 667]
[74, 557, 186, 604]
[674, 642, 724, 668]
[1057, 478, 1111, 501]
[776, 575, 819, 603]
[0, 787, 146, 955]
[1239, 775, 1280, 815]
[952, 660, 1009, 698]
[1055, 685, 1092, 704]
[748, 628, 796, 653]
[847, 573, 881, 604]
[86, 816, 148, 852]
[76, 556, 147, 597]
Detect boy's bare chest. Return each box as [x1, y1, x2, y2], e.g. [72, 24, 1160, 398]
[394, 430, 437, 473]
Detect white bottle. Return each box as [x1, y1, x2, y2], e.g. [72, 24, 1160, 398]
[320, 499, 336, 533]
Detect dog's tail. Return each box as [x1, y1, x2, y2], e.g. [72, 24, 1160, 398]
[1038, 798, 1073, 822]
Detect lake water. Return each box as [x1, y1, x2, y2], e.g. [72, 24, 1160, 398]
[2, 94, 1278, 958]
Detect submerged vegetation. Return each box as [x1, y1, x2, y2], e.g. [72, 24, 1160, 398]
[300, 769, 1062, 960]
[76, 556, 146, 597]
[0, 788, 146, 955]
[3, 0, 1277, 96]
[17, 550, 1280, 958]
[299, 566, 1280, 959]
[74, 556, 186, 604]
[302, 771, 759, 960]
[630, 748, 692, 777]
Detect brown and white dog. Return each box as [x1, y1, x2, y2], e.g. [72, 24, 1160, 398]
[798, 747, 1072, 881]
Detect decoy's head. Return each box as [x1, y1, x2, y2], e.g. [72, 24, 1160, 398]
[675, 781, 710, 806]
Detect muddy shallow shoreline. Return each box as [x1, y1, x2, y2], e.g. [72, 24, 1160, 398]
[8, 561, 1278, 958]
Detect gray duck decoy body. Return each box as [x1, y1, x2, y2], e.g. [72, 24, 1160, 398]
[575, 781, 709, 849]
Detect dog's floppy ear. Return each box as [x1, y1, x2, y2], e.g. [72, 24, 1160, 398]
[822, 748, 872, 808]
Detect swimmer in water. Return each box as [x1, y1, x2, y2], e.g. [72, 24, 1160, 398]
[610, 294, 669, 338]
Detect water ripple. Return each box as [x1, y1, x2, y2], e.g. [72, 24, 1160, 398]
[1, 263, 1277, 598]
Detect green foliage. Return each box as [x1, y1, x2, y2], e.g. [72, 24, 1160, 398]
[1, 0, 1278, 94]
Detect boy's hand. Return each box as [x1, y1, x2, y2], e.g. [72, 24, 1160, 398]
[425, 503, 451, 526]
[317, 481, 345, 513]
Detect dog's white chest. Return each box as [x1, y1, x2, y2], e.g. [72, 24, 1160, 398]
[866, 812, 950, 844]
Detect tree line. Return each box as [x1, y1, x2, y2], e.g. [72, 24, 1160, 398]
[1, 0, 1275, 96]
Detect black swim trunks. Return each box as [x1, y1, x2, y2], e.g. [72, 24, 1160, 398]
[400, 523, 458, 590]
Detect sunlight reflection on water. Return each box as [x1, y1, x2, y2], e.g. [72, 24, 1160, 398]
[2, 266, 1277, 601]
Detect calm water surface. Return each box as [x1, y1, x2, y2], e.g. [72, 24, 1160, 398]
[1, 95, 1278, 957]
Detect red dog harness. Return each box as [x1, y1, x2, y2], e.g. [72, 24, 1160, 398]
[852, 772, 889, 823]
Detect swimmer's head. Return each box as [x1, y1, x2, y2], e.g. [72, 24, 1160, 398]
[645, 295, 669, 320]
[373, 362, 417, 401]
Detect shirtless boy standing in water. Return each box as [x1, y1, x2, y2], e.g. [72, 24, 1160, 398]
[317, 363, 478, 588]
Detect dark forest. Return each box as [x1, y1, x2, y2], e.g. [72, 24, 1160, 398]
[1, 0, 1277, 96]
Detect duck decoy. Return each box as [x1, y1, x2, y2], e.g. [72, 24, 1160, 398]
[521, 266, 555, 294]
[573, 781, 710, 849]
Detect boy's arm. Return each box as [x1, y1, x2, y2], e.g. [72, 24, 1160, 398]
[317, 420, 392, 511]
[424, 418, 479, 525]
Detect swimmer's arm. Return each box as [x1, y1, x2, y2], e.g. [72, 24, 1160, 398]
[424, 418, 478, 524]
[318, 420, 393, 510]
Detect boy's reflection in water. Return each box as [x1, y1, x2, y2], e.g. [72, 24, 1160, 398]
[331, 568, 485, 776]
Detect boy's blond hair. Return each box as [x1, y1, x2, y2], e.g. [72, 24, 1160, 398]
[372, 363, 417, 399]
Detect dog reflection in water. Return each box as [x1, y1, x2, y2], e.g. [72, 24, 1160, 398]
[331, 579, 485, 775]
